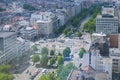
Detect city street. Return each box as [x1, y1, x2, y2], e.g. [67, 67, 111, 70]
[13, 63, 54, 80]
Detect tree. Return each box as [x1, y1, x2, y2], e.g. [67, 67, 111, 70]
[63, 47, 71, 57]
[77, 31, 82, 38]
[31, 45, 37, 51]
[23, 4, 36, 11]
[57, 56, 64, 66]
[48, 72, 56, 80]
[79, 48, 86, 58]
[0, 64, 13, 80]
[0, 7, 5, 12]
[32, 54, 40, 63]
[63, 28, 72, 36]
[50, 50, 54, 56]
[50, 57, 56, 66]
[41, 47, 49, 55]
[40, 54, 48, 66]
[0, 64, 11, 73]
[39, 74, 49, 80]
[57, 62, 74, 80]
[0, 73, 14, 80]
[39, 72, 56, 80]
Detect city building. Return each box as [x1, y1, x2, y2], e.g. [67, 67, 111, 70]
[2, 25, 12, 31]
[18, 20, 29, 27]
[67, 65, 109, 80]
[36, 12, 59, 36]
[20, 27, 38, 41]
[0, 32, 17, 65]
[110, 48, 120, 73]
[115, 1, 120, 33]
[81, 33, 112, 80]
[96, 6, 119, 34]
[55, 9, 67, 26]
[30, 13, 42, 26]
[17, 37, 30, 57]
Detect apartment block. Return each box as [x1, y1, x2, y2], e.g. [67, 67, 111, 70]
[96, 6, 119, 34]
[0, 32, 17, 65]
[36, 12, 59, 36]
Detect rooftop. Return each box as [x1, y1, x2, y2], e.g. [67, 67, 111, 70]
[109, 48, 120, 57]
[92, 33, 106, 37]
[0, 32, 16, 38]
[68, 66, 108, 80]
[102, 5, 115, 16]
[97, 15, 118, 18]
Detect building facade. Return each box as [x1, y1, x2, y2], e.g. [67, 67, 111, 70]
[0, 32, 17, 65]
[20, 27, 38, 41]
[36, 12, 59, 36]
[96, 6, 119, 34]
[17, 37, 30, 57]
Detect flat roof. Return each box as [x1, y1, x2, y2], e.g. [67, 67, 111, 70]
[92, 33, 106, 37]
[97, 15, 118, 19]
[0, 32, 16, 38]
[37, 20, 51, 23]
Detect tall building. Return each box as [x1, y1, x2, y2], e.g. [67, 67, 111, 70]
[36, 12, 59, 36]
[96, 6, 119, 34]
[82, 33, 112, 80]
[115, 1, 120, 32]
[110, 48, 120, 72]
[17, 37, 30, 57]
[30, 13, 42, 26]
[0, 32, 17, 65]
[20, 27, 38, 41]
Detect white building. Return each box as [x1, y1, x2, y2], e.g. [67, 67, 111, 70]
[74, 2, 82, 15]
[82, 34, 112, 80]
[110, 48, 120, 72]
[96, 6, 119, 34]
[0, 32, 17, 65]
[19, 20, 29, 26]
[30, 13, 42, 26]
[17, 37, 30, 56]
[20, 27, 38, 41]
[3, 25, 12, 31]
[55, 9, 67, 26]
[35, 12, 59, 36]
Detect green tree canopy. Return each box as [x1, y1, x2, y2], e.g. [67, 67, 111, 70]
[0, 73, 14, 80]
[0, 64, 11, 73]
[0, 64, 13, 80]
[31, 45, 37, 51]
[77, 31, 82, 37]
[63, 47, 71, 57]
[57, 62, 74, 80]
[79, 48, 86, 58]
[39, 72, 56, 80]
[50, 50, 55, 56]
[63, 28, 72, 36]
[57, 56, 64, 66]
[40, 54, 48, 66]
[41, 47, 49, 55]
[0, 7, 5, 12]
[32, 54, 40, 63]
[50, 57, 56, 66]
[23, 4, 36, 11]
[48, 72, 56, 80]
[39, 74, 49, 80]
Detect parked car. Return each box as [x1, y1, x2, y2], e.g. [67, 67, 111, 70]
[30, 75, 36, 80]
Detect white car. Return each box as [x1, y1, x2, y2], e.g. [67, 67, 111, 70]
[41, 69, 46, 73]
